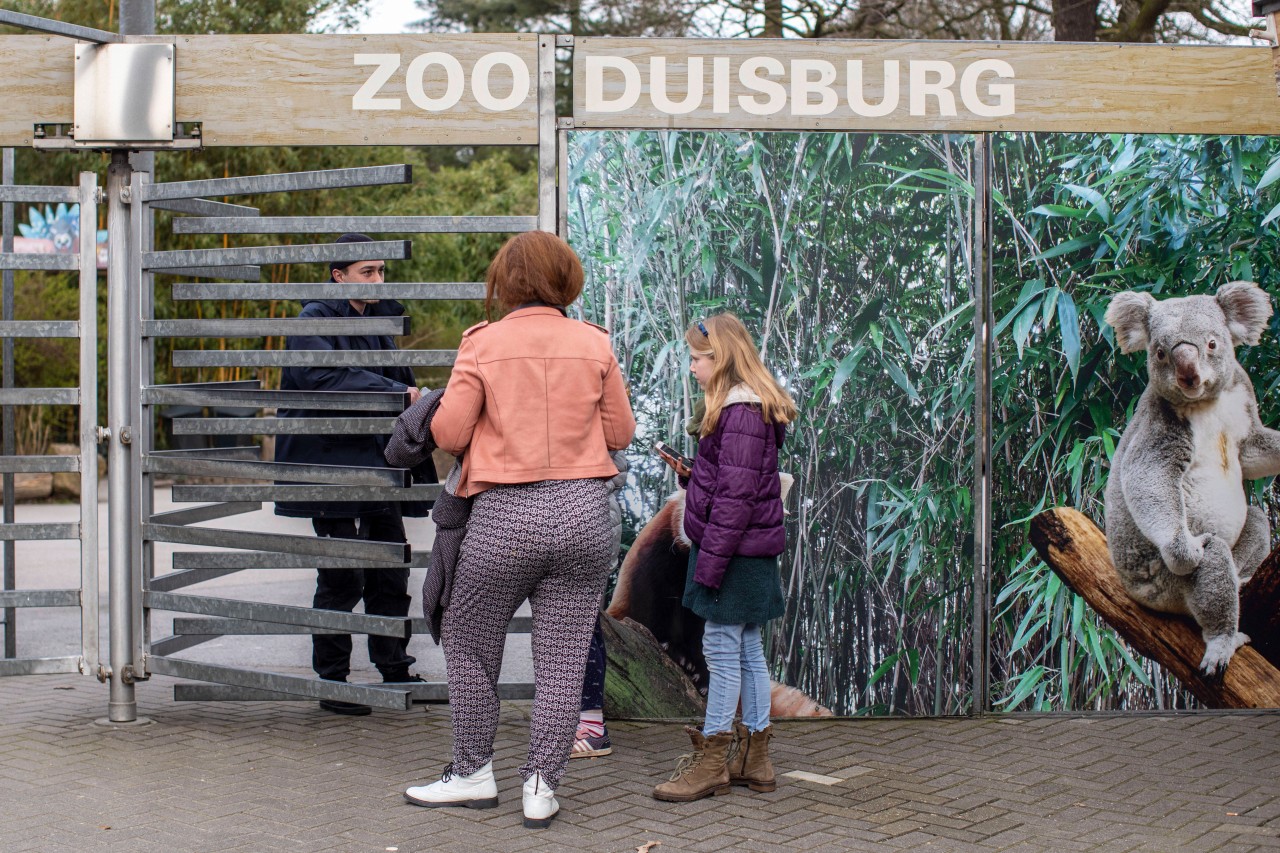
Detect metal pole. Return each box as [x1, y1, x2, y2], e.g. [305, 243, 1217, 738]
[537, 35, 557, 233]
[106, 150, 137, 721]
[971, 133, 993, 716]
[1, 148, 13, 660]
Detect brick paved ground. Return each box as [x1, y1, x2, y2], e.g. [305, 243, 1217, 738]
[1, 674, 1278, 852]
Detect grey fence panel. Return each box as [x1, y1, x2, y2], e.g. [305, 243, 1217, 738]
[143, 385, 409, 413]
[145, 591, 409, 638]
[171, 484, 442, 503]
[140, 165, 412, 202]
[0, 185, 82, 204]
[172, 417, 398, 436]
[173, 215, 538, 234]
[149, 568, 240, 593]
[0, 456, 79, 474]
[144, 239, 410, 271]
[172, 282, 486, 301]
[143, 317, 410, 338]
[170, 550, 431, 570]
[143, 453, 410, 486]
[149, 502, 261, 526]
[148, 198, 259, 217]
[0, 321, 79, 338]
[0, 657, 86, 676]
[172, 681, 535, 703]
[160, 265, 261, 281]
[0, 523, 80, 541]
[147, 657, 412, 710]
[0, 254, 78, 271]
[0, 589, 81, 608]
[0, 388, 79, 405]
[173, 350, 456, 368]
[0, 9, 120, 42]
[145, 523, 410, 563]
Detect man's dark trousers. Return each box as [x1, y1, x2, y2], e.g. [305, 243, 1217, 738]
[311, 507, 415, 681]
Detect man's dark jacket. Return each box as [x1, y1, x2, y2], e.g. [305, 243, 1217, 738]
[274, 298, 431, 519]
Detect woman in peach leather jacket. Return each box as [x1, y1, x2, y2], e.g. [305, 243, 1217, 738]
[402, 231, 635, 829]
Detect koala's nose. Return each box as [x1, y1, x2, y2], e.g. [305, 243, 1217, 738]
[1172, 342, 1201, 389]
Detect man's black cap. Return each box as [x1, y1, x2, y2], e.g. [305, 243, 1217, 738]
[330, 232, 375, 276]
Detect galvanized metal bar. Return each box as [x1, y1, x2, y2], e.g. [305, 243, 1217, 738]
[140, 165, 413, 202]
[147, 445, 261, 460]
[0, 9, 121, 42]
[149, 568, 241, 593]
[142, 385, 409, 413]
[79, 171, 100, 676]
[558, 127, 569, 238]
[173, 681, 533, 703]
[144, 239, 410, 271]
[159, 265, 261, 281]
[142, 453, 409, 486]
[410, 616, 531, 635]
[0, 388, 79, 406]
[171, 484, 442, 503]
[0, 589, 81, 608]
[147, 198, 259, 218]
[0, 321, 80, 338]
[2, 149, 12, 660]
[172, 417, 397, 436]
[106, 151, 136, 722]
[0, 657, 86, 676]
[149, 634, 216, 656]
[146, 657, 411, 710]
[0, 455, 79, 473]
[172, 350, 455, 368]
[142, 317, 409, 338]
[149, 502, 261, 526]
[173, 215, 538, 235]
[0, 185, 82, 204]
[132, 171, 153, 678]
[171, 550, 430, 570]
[166, 614, 530, 634]
[537, 35, 557, 233]
[144, 523, 410, 563]
[145, 591, 409, 638]
[0, 523, 80, 541]
[172, 281, 485, 301]
[972, 134, 993, 717]
[0, 253, 79, 272]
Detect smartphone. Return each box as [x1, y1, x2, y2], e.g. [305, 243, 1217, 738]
[653, 441, 693, 477]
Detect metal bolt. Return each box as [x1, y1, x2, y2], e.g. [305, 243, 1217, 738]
[120, 426, 133, 445]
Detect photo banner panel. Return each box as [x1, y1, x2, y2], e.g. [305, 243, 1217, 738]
[0, 34, 540, 147]
[573, 38, 1280, 135]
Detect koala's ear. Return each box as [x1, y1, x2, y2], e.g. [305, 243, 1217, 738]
[1216, 281, 1273, 347]
[1104, 291, 1156, 354]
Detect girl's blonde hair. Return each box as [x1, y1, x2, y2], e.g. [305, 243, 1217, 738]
[685, 312, 796, 437]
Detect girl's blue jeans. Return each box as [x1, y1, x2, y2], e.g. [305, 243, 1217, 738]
[702, 620, 770, 736]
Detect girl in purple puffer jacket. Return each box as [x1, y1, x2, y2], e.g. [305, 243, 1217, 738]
[653, 312, 797, 804]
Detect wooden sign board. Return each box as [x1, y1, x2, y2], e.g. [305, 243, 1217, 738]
[572, 38, 1280, 135]
[0, 34, 539, 147]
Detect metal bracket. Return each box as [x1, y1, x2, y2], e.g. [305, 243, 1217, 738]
[119, 426, 133, 445]
[95, 663, 112, 683]
[119, 186, 133, 204]
[555, 35, 575, 47]
[31, 122, 204, 152]
[96, 426, 110, 444]
[121, 664, 149, 684]
[558, 118, 575, 129]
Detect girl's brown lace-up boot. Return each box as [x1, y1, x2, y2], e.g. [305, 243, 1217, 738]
[652, 726, 735, 802]
[729, 722, 777, 792]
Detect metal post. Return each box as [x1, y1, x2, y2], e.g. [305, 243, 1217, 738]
[537, 35, 557, 233]
[971, 133, 993, 716]
[1, 148, 13, 659]
[78, 172, 100, 673]
[106, 150, 137, 721]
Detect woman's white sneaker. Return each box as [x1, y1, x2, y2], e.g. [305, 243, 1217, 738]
[522, 771, 559, 828]
[404, 762, 498, 809]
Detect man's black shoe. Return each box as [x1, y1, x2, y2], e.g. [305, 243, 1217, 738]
[319, 698, 372, 716]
